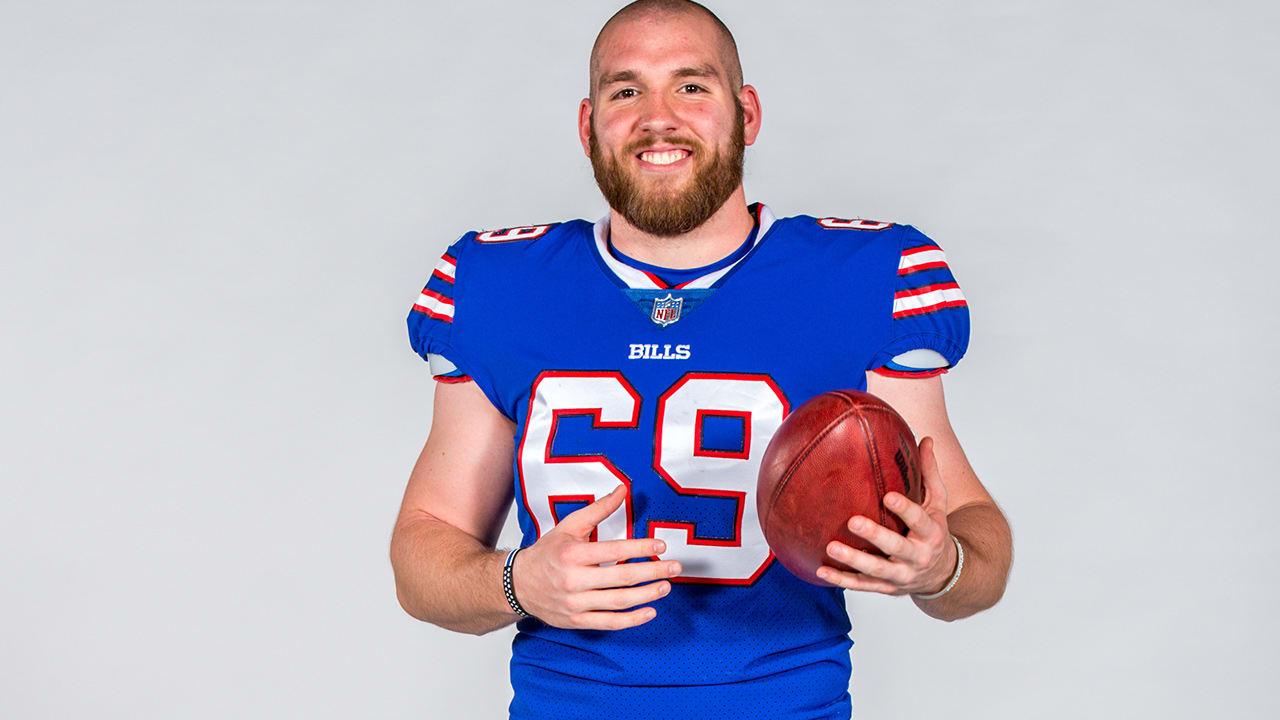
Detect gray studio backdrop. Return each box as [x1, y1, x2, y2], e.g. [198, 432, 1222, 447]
[3, 0, 1277, 717]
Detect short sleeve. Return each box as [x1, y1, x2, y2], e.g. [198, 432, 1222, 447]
[870, 226, 970, 377]
[407, 235, 472, 382]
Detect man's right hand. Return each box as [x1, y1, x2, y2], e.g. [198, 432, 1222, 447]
[512, 485, 682, 630]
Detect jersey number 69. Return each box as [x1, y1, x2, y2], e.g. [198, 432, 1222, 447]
[517, 371, 789, 585]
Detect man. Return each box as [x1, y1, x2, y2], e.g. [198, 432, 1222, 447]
[391, 1, 1013, 717]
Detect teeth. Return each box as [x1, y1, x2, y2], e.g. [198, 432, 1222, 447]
[640, 150, 688, 166]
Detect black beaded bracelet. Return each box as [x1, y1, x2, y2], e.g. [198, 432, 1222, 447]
[503, 548, 530, 618]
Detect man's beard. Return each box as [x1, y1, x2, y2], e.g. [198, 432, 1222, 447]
[589, 102, 745, 238]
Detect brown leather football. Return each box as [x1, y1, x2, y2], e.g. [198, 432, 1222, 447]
[757, 390, 922, 586]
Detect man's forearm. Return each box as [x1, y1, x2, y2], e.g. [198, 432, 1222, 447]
[913, 502, 1013, 622]
[390, 514, 519, 635]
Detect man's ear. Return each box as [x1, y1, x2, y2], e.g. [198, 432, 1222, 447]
[740, 84, 762, 146]
[578, 98, 594, 158]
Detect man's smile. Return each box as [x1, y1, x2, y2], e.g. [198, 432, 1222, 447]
[636, 147, 693, 169]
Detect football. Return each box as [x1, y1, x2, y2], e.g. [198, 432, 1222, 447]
[757, 390, 923, 586]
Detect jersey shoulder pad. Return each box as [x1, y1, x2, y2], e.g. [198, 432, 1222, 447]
[766, 212, 898, 254]
[873, 224, 971, 375]
[454, 220, 584, 266]
[405, 219, 584, 382]
[407, 232, 470, 379]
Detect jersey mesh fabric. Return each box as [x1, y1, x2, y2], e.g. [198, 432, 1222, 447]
[510, 650, 851, 720]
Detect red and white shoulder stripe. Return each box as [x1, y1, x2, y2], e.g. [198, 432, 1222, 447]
[892, 282, 966, 319]
[412, 288, 454, 322]
[432, 252, 457, 284]
[898, 244, 950, 275]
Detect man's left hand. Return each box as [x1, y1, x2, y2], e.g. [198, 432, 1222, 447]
[817, 436, 958, 596]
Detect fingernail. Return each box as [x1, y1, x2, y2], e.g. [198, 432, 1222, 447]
[659, 582, 671, 596]
[669, 562, 682, 575]
[655, 540, 667, 553]
[850, 517, 865, 531]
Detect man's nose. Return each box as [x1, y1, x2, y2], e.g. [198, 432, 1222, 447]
[637, 93, 678, 134]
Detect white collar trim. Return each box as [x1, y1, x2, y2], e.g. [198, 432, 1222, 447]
[591, 204, 777, 290]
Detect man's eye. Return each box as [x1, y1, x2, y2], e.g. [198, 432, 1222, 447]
[613, 88, 637, 99]
[680, 84, 704, 93]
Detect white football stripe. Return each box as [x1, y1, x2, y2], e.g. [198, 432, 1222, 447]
[893, 286, 965, 315]
[416, 291, 455, 318]
[899, 248, 947, 271]
[434, 254, 457, 279]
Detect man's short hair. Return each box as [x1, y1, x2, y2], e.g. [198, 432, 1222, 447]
[589, 0, 743, 96]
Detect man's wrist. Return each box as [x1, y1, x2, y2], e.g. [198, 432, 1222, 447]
[913, 534, 964, 600]
[502, 548, 531, 618]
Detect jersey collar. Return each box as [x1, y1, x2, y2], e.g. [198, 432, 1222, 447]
[590, 203, 777, 290]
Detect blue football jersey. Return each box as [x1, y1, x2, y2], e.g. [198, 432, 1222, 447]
[407, 204, 970, 720]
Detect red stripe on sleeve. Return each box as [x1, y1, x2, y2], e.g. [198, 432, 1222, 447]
[898, 260, 950, 276]
[893, 281, 961, 300]
[420, 288, 454, 305]
[892, 299, 968, 319]
[872, 366, 948, 379]
[900, 244, 940, 257]
[411, 304, 454, 322]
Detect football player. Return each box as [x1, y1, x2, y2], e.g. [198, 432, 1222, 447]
[391, 2, 1013, 718]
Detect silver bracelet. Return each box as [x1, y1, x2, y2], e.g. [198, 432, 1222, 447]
[914, 534, 964, 600]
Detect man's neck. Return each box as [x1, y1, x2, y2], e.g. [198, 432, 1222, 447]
[607, 187, 754, 270]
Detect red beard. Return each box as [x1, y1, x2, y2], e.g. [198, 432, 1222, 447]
[589, 101, 745, 237]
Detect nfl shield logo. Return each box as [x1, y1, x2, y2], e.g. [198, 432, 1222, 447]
[651, 293, 683, 327]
